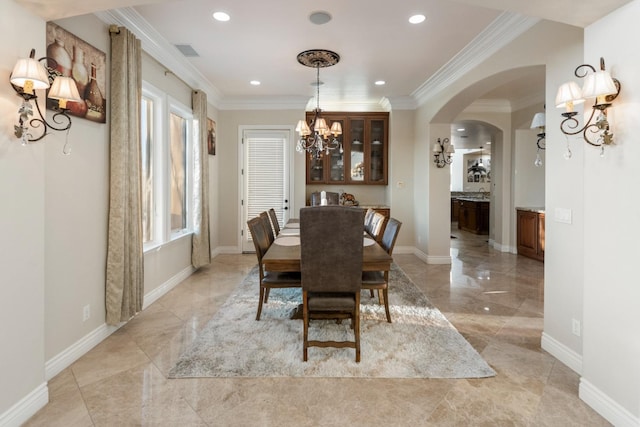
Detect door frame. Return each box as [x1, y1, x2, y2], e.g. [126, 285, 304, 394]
[238, 125, 296, 252]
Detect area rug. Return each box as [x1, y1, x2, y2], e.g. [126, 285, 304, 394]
[168, 264, 495, 379]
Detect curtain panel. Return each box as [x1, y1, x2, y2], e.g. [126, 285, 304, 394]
[191, 90, 212, 268]
[105, 26, 143, 325]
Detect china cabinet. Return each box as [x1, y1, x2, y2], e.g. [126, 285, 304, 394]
[305, 112, 388, 185]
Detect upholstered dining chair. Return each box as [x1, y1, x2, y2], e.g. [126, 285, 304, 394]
[247, 216, 301, 320]
[367, 211, 387, 242]
[300, 206, 365, 362]
[268, 208, 281, 236]
[259, 211, 275, 245]
[362, 217, 402, 323]
[364, 208, 375, 229]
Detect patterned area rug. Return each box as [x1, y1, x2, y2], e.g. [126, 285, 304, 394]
[169, 265, 495, 379]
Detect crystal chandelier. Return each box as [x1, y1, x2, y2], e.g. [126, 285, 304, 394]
[295, 49, 342, 159]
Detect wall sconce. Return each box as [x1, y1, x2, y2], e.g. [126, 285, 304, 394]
[10, 49, 82, 145]
[433, 137, 455, 168]
[530, 111, 545, 167]
[556, 57, 621, 155]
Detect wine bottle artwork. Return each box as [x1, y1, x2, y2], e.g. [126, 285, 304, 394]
[84, 63, 105, 122]
[46, 22, 107, 123]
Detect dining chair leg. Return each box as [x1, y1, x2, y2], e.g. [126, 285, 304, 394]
[369, 289, 375, 298]
[354, 292, 361, 363]
[264, 288, 271, 303]
[382, 288, 391, 323]
[256, 287, 265, 321]
[303, 291, 309, 362]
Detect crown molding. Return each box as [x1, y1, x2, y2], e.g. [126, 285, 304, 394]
[383, 96, 418, 110]
[94, 8, 223, 107]
[218, 96, 309, 110]
[412, 12, 539, 107]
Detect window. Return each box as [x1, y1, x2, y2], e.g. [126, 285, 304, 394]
[141, 82, 195, 250]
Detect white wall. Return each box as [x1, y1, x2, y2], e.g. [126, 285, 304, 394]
[0, 3, 47, 423]
[1, 10, 205, 424]
[513, 129, 545, 209]
[217, 109, 306, 251]
[415, 21, 580, 260]
[541, 25, 586, 370]
[580, 1, 640, 423]
[43, 14, 111, 362]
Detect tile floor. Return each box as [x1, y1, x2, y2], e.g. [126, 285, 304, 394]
[24, 228, 611, 426]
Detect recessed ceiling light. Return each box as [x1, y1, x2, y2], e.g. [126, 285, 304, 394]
[309, 11, 332, 25]
[213, 11, 230, 22]
[457, 128, 465, 132]
[250, 80, 261, 86]
[375, 80, 386, 86]
[485, 141, 491, 145]
[409, 14, 426, 24]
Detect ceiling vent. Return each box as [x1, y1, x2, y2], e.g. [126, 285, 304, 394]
[174, 44, 200, 57]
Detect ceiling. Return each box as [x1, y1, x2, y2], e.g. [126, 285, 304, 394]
[16, 0, 633, 112]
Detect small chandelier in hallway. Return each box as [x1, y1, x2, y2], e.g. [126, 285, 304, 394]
[295, 49, 342, 159]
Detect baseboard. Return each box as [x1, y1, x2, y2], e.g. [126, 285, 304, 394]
[45, 323, 120, 381]
[393, 245, 415, 255]
[143, 265, 194, 309]
[45, 265, 196, 381]
[540, 332, 582, 374]
[0, 382, 48, 427]
[580, 378, 640, 427]
[489, 239, 515, 253]
[407, 247, 451, 264]
[213, 246, 242, 255]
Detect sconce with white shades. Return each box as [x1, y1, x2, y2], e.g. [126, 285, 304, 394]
[556, 57, 621, 154]
[10, 49, 82, 145]
[530, 111, 545, 167]
[433, 137, 455, 168]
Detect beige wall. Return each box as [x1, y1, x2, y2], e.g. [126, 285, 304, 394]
[0, 2, 47, 419]
[217, 109, 311, 250]
[43, 13, 111, 362]
[581, 0, 640, 420]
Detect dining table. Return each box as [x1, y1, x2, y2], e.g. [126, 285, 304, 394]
[262, 218, 393, 273]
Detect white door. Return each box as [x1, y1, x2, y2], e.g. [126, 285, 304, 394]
[241, 128, 292, 252]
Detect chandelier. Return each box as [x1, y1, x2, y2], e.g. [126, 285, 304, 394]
[295, 49, 342, 159]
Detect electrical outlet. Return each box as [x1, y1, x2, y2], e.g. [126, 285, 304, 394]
[83, 304, 91, 322]
[572, 319, 581, 337]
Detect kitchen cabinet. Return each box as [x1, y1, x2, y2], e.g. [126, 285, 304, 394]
[516, 209, 545, 261]
[305, 112, 388, 185]
[458, 198, 489, 234]
[451, 198, 459, 221]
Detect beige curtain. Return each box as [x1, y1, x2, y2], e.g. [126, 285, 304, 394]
[105, 26, 143, 325]
[191, 90, 212, 268]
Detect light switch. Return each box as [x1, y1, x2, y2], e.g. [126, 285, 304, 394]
[554, 207, 572, 224]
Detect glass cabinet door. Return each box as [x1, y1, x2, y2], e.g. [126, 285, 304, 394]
[327, 119, 345, 183]
[308, 156, 324, 183]
[369, 119, 385, 183]
[349, 119, 365, 182]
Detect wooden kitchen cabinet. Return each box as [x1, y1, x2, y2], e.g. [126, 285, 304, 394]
[458, 199, 489, 234]
[305, 112, 388, 185]
[517, 209, 545, 261]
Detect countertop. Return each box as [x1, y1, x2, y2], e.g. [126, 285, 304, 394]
[516, 207, 545, 213]
[457, 197, 490, 203]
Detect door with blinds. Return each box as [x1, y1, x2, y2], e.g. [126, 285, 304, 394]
[241, 128, 292, 252]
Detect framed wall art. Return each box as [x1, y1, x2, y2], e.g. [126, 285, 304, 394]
[46, 22, 107, 123]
